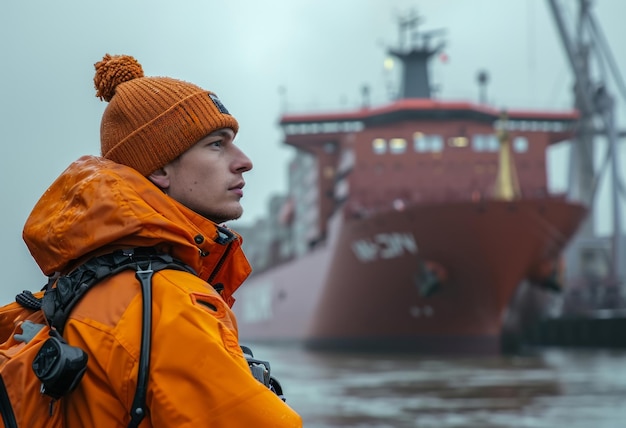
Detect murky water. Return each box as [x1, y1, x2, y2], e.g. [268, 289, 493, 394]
[246, 344, 626, 427]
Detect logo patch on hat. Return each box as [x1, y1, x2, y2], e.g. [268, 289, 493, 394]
[209, 93, 230, 115]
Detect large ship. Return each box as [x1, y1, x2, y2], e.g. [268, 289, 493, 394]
[232, 14, 587, 354]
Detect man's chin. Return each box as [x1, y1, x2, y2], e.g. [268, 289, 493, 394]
[207, 207, 243, 224]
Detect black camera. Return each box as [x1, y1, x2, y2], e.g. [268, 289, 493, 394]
[241, 345, 286, 402]
[32, 333, 88, 400]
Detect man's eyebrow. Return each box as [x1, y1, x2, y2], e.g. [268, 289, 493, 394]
[210, 129, 232, 138]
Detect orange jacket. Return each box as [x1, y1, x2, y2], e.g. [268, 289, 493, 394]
[23, 156, 302, 427]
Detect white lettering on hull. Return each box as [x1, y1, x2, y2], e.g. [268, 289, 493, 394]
[351, 232, 418, 263]
[409, 305, 434, 318]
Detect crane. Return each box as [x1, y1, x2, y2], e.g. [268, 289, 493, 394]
[546, 0, 625, 283]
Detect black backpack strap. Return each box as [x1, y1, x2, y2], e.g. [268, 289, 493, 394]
[41, 249, 194, 334]
[126, 252, 195, 428]
[40, 248, 196, 428]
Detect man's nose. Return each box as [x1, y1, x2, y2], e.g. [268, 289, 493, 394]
[233, 146, 253, 172]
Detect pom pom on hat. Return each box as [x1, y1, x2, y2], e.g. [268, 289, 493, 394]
[95, 53, 239, 176]
[94, 54, 144, 102]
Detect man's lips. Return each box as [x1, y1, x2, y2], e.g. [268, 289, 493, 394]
[230, 183, 244, 197]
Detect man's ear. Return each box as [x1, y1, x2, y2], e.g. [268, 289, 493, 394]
[148, 168, 170, 191]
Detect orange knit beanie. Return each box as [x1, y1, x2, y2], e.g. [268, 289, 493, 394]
[94, 54, 239, 176]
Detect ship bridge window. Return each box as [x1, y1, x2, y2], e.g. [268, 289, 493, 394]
[486, 135, 499, 151]
[414, 132, 443, 152]
[321, 122, 340, 133]
[344, 121, 365, 132]
[284, 124, 297, 135]
[389, 138, 407, 154]
[372, 138, 386, 154]
[513, 136, 529, 152]
[519, 121, 533, 131]
[448, 136, 469, 148]
[472, 134, 499, 152]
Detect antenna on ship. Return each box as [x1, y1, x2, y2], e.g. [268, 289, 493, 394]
[387, 10, 446, 99]
[361, 84, 371, 109]
[278, 85, 288, 113]
[477, 70, 490, 105]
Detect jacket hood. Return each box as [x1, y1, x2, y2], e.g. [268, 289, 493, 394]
[23, 155, 251, 306]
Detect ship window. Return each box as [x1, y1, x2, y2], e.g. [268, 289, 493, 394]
[345, 121, 364, 132]
[486, 135, 499, 151]
[448, 136, 468, 148]
[473, 134, 501, 152]
[414, 133, 443, 152]
[321, 122, 340, 133]
[372, 138, 386, 154]
[414, 132, 427, 152]
[472, 134, 486, 151]
[431, 135, 443, 152]
[389, 138, 407, 154]
[513, 136, 529, 152]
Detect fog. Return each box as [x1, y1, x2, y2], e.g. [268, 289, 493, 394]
[1, 0, 625, 299]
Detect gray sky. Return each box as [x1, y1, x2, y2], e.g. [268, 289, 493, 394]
[1, 0, 625, 301]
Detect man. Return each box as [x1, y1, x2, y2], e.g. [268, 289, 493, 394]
[22, 54, 302, 427]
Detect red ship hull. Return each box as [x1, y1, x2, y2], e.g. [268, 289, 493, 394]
[233, 197, 586, 354]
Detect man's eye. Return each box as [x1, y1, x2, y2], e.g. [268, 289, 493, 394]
[210, 140, 222, 147]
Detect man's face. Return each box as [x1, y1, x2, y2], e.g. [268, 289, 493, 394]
[155, 128, 253, 224]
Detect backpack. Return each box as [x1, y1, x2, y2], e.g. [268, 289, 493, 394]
[0, 248, 195, 428]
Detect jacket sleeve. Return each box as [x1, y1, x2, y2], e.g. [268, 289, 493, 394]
[145, 272, 302, 427]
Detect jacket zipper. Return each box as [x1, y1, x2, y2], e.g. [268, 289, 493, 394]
[207, 241, 232, 285]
